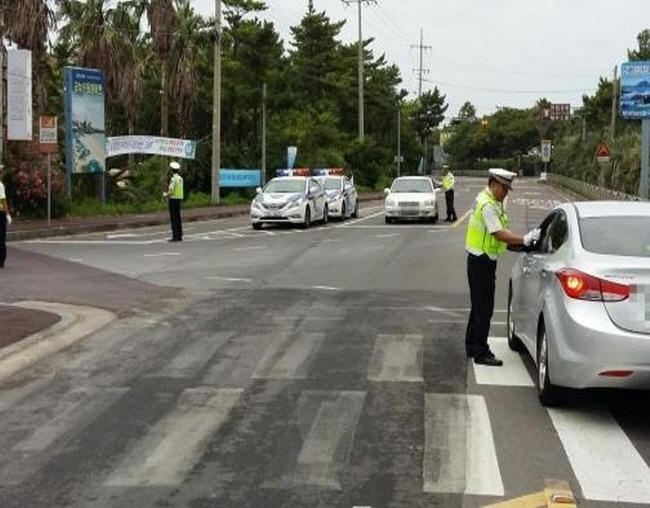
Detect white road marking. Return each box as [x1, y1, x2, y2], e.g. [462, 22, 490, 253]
[144, 252, 181, 257]
[105, 387, 242, 486]
[153, 332, 234, 378]
[205, 276, 252, 283]
[472, 337, 534, 386]
[549, 404, 650, 503]
[367, 334, 423, 382]
[424, 393, 504, 496]
[311, 285, 341, 291]
[264, 390, 365, 490]
[12, 387, 127, 453]
[233, 245, 266, 251]
[253, 333, 325, 379]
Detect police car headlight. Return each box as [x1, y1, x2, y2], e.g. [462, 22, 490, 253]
[424, 199, 436, 207]
[286, 198, 302, 210]
[385, 198, 397, 208]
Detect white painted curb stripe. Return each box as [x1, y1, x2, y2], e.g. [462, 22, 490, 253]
[473, 336, 534, 386]
[549, 404, 650, 503]
[424, 393, 504, 496]
[105, 387, 242, 486]
[367, 334, 423, 382]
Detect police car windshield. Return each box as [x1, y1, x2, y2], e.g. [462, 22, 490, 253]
[391, 179, 433, 193]
[264, 179, 305, 193]
[320, 177, 341, 190]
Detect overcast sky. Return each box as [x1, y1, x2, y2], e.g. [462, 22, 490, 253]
[193, 0, 650, 120]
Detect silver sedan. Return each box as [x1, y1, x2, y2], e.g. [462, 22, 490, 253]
[508, 201, 650, 406]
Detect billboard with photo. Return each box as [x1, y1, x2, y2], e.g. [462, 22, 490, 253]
[620, 62, 650, 119]
[63, 67, 106, 174]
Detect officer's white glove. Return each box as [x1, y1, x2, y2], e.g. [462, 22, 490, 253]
[5, 213, 11, 227]
[523, 228, 541, 247]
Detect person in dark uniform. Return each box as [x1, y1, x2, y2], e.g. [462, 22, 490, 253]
[164, 161, 184, 242]
[0, 165, 8, 268]
[464, 168, 540, 366]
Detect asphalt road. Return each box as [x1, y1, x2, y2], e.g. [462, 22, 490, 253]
[2, 177, 650, 508]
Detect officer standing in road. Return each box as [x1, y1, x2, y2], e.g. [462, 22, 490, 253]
[0, 165, 9, 268]
[164, 161, 184, 242]
[442, 165, 457, 222]
[464, 168, 540, 366]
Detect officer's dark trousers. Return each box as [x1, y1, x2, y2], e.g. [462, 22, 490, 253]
[168, 198, 183, 240]
[0, 211, 6, 267]
[445, 189, 456, 220]
[465, 253, 497, 359]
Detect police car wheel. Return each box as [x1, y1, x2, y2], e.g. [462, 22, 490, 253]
[302, 207, 311, 229]
[252, 223, 262, 230]
[352, 202, 359, 218]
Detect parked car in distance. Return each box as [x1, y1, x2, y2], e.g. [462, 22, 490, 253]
[507, 201, 650, 406]
[250, 172, 328, 229]
[384, 176, 439, 223]
[313, 168, 359, 220]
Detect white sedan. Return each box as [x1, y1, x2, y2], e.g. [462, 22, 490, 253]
[250, 176, 328, 229]
[384, 176, 439, 223]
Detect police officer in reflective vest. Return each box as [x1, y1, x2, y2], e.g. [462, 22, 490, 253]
[464, 168, 540, 366]
[441, 166, 457, 222]
[164, 161, 184, 242]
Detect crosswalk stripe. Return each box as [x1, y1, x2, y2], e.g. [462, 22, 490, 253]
[12, 387, 127, 453]
[549, 404, 650, 503]
[473, 337, 534, 386]
[424, 393, 504, 496]
[104, 387, 242, 487]
[367, 334, 423, 382]
[253, 333, 325, 379]
[154, 331, 234, 378]
[263, 390, 365, 490]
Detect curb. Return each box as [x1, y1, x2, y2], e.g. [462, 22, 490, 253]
[0, 301, 115, 382]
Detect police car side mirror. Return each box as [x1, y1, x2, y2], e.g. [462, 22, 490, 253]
[255, 186, 262, 194]
[384, 188, 390, 195]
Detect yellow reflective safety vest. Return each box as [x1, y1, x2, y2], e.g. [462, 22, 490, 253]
[465, 188, 508, 259]
[442, 173, 454, 191]
[169, 173, 184, 199]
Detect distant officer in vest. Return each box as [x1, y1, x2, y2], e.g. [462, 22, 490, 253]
[164, 161, 184, 242]
[464, 168, 540, 366]
[441, 165, 457, 222]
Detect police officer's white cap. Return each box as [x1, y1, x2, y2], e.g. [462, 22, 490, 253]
[488, 168, 516, 189]
[169, 161, 181, 171]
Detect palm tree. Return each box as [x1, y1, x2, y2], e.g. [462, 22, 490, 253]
[169, 0, 209, 138]
[1, 0, 56, 111]
[143, 0, 177, 138]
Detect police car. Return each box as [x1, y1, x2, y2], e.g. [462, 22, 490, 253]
[250, 169, 329, 229]
[313, 168, 359, 220]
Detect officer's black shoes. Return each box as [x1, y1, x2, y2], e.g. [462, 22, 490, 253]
[168, 238, 182, 242]
[474, 355, 503, 367]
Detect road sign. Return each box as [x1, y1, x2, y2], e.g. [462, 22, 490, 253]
[39, 116, 58, 153]
[540, 139, 552, 162]
[596, 142, 611, 163]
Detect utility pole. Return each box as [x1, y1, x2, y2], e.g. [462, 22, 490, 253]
[610, 65, 618, 140]
[412, 28, 431, 98]
[261, 83, 267, 186]
[0, 46, 4, 167]
[397, 106, 401, 177]
[211, 0, 222, 204]
[343, 0, 373, 143]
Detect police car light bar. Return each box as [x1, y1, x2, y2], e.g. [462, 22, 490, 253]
[312, 168, 344, 176]
[275, 168, 311, 177]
